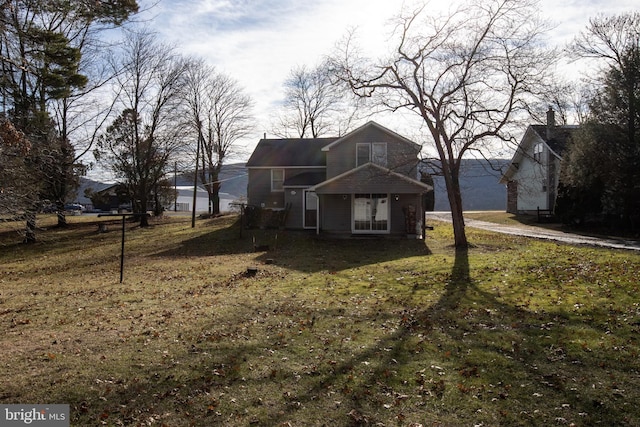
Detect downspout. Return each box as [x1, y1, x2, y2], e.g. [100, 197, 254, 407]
[316, 194, 320, 235]
[421, 193, 425, 240]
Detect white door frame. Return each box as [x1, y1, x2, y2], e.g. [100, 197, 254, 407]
[303, 189, 318, 229]
[351, 193, 390, 234]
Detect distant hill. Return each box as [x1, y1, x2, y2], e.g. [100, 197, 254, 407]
[78, 163, 248, 199]
[429, 159, 509, 211]
[171, 163, 247, 198]
[74, 178, 114, 205]
[78, 160, 509, 212]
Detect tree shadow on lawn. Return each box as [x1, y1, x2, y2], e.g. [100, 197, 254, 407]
[252, 248, 637, 425]
[46, 248, 637, 425]
[154, 222, 432, 274]
[406, 248, 635, 426]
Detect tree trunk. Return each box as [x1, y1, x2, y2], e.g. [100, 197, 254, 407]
[55, 200, 67, 227]
[450, 200, 467, 248]
[56, 211, 67, 227]
[212, 181, 220, 215]
[153, 187, 163, 217]
[24, 211, 37, 243]
[137, 194, 150, 227]
[444, 167, 468, 248]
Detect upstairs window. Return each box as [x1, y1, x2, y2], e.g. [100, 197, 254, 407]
[271, 169, 284, 191]
[356, 142, 387, 167]
[372, 143, 387, 166]
[533, 143, 543, 162]
[356, 144, 370, 167]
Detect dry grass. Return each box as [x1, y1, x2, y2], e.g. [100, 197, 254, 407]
[1, 214, 640, 426]
[463, 210, 567, 230]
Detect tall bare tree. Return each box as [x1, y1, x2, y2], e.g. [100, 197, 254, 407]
[331, 0, 557, 247]
[184, 59, 253, 215]
[273, 62, 361, 138]
[572, 12, 640, 148]
[95, 30, 188, 226]
[46, 0, 139, 226]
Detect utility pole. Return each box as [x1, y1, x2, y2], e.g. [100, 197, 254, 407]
[191, 129, 202, 228]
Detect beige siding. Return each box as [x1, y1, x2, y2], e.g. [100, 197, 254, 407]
[320, 194, 352, 233]
[247, 168, 285, 208]
[326, 127, 419, 179]
[391, 195, 423, 234]
[315, 167, 427, 195]
[390, 198, 407, 234]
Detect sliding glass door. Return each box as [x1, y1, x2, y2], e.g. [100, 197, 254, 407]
[353, 194, 389, 233]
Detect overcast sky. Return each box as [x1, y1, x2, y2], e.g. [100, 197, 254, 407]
[134, 0, 637, 162]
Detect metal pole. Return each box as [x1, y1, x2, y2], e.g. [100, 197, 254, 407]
[174, 161, 177, 212]
[120, 215, 125, 283]
[98, 213, 148, 283]
[192, 129, 202, 228]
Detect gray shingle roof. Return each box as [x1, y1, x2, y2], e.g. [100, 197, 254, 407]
[283, 171, 327, 187]
[530, 125, 579, 156]
[246, 138, 336, 167]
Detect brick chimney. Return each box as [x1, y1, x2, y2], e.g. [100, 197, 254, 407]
[546, 107, 555, 140]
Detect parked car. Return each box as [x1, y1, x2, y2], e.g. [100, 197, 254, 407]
[64, 203, 85, 214]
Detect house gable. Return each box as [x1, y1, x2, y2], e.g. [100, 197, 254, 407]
[499, 126, 543, 184]
[500, 124, 578, 184]
[500, 112, 579, 213]
[321, 121, 420, 152]
[322, 121, 421, 179]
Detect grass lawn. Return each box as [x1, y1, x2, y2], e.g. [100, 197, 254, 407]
[463, 211, 540, 225]
[1, 214, 639, 426]
[463, 210, 565, 230]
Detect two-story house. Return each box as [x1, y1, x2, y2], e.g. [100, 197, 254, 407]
[500, 108, 578, 214]
[246, 121, 433, 237]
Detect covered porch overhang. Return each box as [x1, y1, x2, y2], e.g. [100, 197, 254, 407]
[308, 163, 433, 236]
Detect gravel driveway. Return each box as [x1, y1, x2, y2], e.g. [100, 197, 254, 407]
[425, 212, 640, 252]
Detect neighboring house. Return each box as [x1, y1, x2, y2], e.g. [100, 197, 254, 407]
[500, 108, 578, 214]
[246, 121, 433, 237]
[89, 184, 130, 212]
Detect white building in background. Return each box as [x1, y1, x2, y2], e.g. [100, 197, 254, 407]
[168, 186, 238, 213]
[500, 108, 579, 214]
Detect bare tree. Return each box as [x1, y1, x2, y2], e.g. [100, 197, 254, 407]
[272, 62, 361, 138]
[183, 59, 253, 215]
[48, 25, 129, 226]
[95, 30, 188, 226]
[331, 0, 557, 247]
[571, 12, 640, 146]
